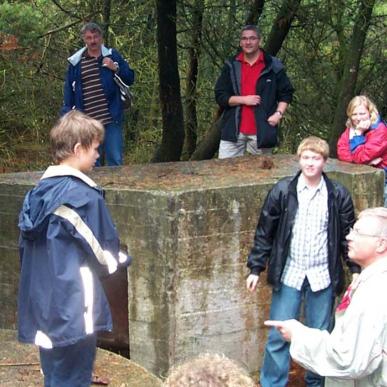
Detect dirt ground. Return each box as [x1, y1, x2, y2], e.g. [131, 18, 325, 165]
[0, 327, 306, 386]
[0, 330, 162, 387]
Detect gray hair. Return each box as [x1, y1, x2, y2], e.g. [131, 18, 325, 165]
[358, 207, 387, 238]
[240, 24, 261, 38]
[80, 22, 103, 37]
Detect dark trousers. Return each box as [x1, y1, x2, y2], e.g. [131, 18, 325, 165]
[39, 334, 97, 387]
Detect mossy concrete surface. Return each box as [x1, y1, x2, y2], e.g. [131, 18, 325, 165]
[0, 155, 383, 379]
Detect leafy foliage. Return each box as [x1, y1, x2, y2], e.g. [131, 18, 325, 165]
[0, 1, 46, 47]
[0, 0, 385, 169]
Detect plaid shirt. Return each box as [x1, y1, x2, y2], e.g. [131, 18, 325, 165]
[281, 175, 330, 291]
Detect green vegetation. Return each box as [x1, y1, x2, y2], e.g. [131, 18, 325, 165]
[0, 0, 385, 170]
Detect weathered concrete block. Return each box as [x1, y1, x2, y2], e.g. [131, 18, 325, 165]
[0, 156, 383, 377]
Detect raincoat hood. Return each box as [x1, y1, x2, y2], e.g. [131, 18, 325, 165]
[19, 165, 99, 239]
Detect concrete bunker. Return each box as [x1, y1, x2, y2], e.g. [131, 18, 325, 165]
[0, 155, 383, 378]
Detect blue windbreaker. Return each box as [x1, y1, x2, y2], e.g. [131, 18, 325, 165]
[17, 166, 129, 348]
[61, 45, 135, 124]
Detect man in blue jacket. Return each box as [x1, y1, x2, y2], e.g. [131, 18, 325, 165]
[61, 22, 134, 166]
[215, 25, 294, 158]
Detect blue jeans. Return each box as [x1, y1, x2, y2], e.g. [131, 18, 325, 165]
[260, 280, 334, 387]
[39, 334, 97, 387]
[96, 122, 123, 166]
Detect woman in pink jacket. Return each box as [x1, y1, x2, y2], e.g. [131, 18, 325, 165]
[337, 95, 387, 205]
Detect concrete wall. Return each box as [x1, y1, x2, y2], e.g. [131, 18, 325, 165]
[0, 155, 384, 377]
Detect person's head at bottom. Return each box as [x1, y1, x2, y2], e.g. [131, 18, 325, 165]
[163, 353, 256, 387]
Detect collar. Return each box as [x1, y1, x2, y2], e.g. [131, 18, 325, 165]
[297, 174, 325, 193]
[359, 256, 387, 283]
[236, 50, 264, 65]
[370, 115, 382, 130]
[41, 165, 98, 188]
[67, 45, 113, 66]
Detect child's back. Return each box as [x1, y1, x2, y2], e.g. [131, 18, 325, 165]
[18, 165, 119, 347]
[17, 111, 130, 386]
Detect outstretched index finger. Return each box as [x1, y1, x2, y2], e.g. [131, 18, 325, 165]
[264, 320, 284, 328]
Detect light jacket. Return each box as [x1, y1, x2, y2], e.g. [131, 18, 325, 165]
[18, 165, 130, 348]
[61, 45, 135, 124]
[337, 117, 387, 168]
[290, 258, 387, 386]
[247, 171, 360, 295]
[214, 50, 294, 148]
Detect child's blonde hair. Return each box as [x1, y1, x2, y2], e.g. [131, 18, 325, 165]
[50, 110, 104, 164]
[297, 136, 329, 160]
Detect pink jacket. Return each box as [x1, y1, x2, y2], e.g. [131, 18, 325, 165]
[337, 119, 387, 169]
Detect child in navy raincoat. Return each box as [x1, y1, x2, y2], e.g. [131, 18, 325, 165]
[17, 110, 131, 386]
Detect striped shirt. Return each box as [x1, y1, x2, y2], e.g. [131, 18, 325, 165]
[281, 175, 330, 291]
[81, 55, 112, 125]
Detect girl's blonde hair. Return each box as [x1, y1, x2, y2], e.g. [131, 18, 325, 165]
[346, 95, 379, 128]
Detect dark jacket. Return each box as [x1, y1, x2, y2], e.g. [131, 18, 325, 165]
[18, 166, 130, 347]
[61, 45, 135, 124]
[214, 50, 294, 148]
[247, 172, 360, 295]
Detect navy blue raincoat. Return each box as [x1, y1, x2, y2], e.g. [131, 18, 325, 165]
[17, 165, 128, 348]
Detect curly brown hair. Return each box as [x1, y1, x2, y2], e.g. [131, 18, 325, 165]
[163, 353, 257, 387]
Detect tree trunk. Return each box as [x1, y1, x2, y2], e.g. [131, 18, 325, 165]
[152, 0, 185, 162]
[190, 109, 222, 160]
[182, 0, 204, 159]
[102, 0, 111, 45]
[329, 0, 376, 157]
[264, 0, 301, 56]
[245, 0, 265, 25]
[381, 85, 387, 119]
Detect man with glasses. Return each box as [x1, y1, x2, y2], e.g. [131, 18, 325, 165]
[266, 207, 387, 386]
[246, 136, 360, 387]
[215, 25, 294, 158]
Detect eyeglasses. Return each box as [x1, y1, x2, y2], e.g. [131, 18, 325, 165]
[240, 37, 259, 42]
[348, 227, 383, 238]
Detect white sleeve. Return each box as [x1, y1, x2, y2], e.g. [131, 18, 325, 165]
[290, 300, 384, 379]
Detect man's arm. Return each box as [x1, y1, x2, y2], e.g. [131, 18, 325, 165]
[337, 185, 361, 274]
[246, 273, 260, 292]
[61, 65, 75, 116]
[111, 49, 135, 86]
[214, 63, 236, 109]
[267, 64, 294, 126]
[228, 95, 261, 107]
[265, 303, 385, 380]
[275, 66, 294, 105]
[215, 62, 262, 108]
[246, 183, 282, 290]
[267, 101, 288, 127]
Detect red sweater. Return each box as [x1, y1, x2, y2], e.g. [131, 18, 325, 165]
[337, 120, 387, 168]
